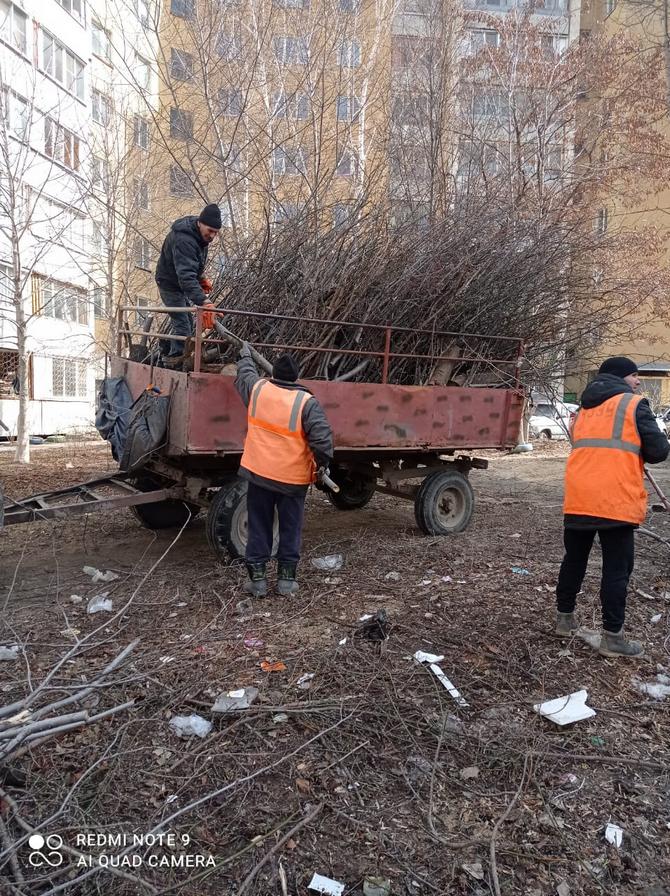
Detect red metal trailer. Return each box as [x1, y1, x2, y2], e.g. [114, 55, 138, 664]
[1, 308, 524, 560]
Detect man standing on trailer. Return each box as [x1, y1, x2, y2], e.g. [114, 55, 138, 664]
[155, 203, 221, 362]
[555, 356, 668, 657]
[235, 343, 333, 597]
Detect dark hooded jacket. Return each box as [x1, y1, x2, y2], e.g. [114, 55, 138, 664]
[235, 355, 334, 497]
[565, 373, 669, 529]
[155, 216, 209, 306]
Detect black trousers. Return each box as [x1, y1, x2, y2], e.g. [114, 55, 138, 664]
[159, 287, 193, 356]
[245, 482, 305, 566]
[556, 526, 635, 632]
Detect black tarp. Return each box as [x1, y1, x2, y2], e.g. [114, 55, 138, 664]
[95, 377, 133, 463]
[120, 389, 171, 472]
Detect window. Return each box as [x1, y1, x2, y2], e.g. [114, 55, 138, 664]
[273, 91, 309, 120]
[170, 166, 193, 196]
[170, 0, 194, 18]
[274, 35, 309, 65]
[339, 0, 360, 11]
[218, 31, 241, 61]
[392, 93, 429, 127]
[596, 207, 608, 235]
[134, 177, 149, 209]
[52, 357, 89, 399]
[92, 286, 110, 319]
[92, 90, 112, 126]
[136, 0, 151, 26]
[136, 54, 151, 89]
[42, 32, 85, 100]
[3, 89, 28, 137]
[544, 146, 562, 181]
[469, 29, 499, 53]
[170, 47, 193, 80]
[272, 145, 307, 176]
[134, 236, 152, 269]
[333, 203, 354, 227]
[92, 21, 111, 61]
[338, 39, 361, 68]
[57, 0, 84, 20]
[0, 1, 27, 55]
[34, 275, 88, 325]
[472, 88, 504, 119]
[541, 33, 568, 56]
[272, 202, 301, 223]
[92, 156, 109, 190]
[336, 95, 360, 122]
[606, 0, 617, 14]
[170, 107, 193, 140]
[45, 118, 81, 171]
[336, 149, 357, 176]
[220, 88, 242, 116]
[0, 263, 12, 309]
[0, 349, 21, 399]
[134, 116, 149, 149]
[134, 296, 149, 327]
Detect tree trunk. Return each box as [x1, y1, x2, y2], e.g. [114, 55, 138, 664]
[12, 256, 29, 464]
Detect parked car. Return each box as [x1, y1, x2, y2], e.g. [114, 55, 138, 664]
[529, 398, 572, 441]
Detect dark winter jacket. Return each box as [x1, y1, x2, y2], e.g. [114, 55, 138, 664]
[155, 216, 209, 306]
[235, 355, 334, 497]
[565, 373, 669, 529]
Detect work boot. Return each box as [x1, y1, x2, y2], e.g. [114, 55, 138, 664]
[277, 562, 299, 596]
[555, 612, 578, 638]
[598, 628, 644, 659]
[243, 562, 267, 598]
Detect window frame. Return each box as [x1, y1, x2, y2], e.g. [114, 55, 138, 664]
[92, 20, 112, 62]
[170, 47, 194, 81]
[41, 29, 86, 100]
[0, 1, 28, 56]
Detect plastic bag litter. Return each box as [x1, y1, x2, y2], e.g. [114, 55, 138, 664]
[297, 673, 315, 690]
[310, 554, 343, 571]
[0, 646, 20, 661]
[633, 674, 670, 701]
[169, 714, 212, 739]
[83, 566, 119, 583]
[533, 690, 595, 726]
[308, 873, 345, 896]
[211, 687, 259, 714]
[87, 594, 113, 614]
[605, 823, 624, 848]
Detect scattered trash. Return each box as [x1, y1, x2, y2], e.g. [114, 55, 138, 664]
[441, 575, 452, 582]
[243, 636, 264, 650]
[324, 577, 343, 585]
[575, 627, 601, 649]
[462, 862, 485, 881]
[87, 594, 113, 614]
[0, 646, 20, 661]
[159, 656, 176, 664]
[556, 882, 570, 896]
[509, 532, 522, 538]
[310, 554, 343, 571]
[633, 674, 670, 701]
[557, 773, 578, 785]
[338, 637, 348, 646]
[384, 571, 401, 581]
[414, 651, 469, 707]
[363, 878, 392, 896]
[533, 690, 595, 726]
[512, 442, 533, 453]
[272, 713, 289, 724]
[651, 613, 663, 624]
[168, 714, 212, 739]
[419, 579, 432, 586]
[60, 628, 80, 639]
[308, 872, 345, 896]
[355, 610, 390, 642]
[605, 822, 624, 848]
[590, 736, 605, 748]
[70, 594, 83, 604]
[261, 660, 287, 673]
[65, 461, 73, 469]
[297, 673, 315, 690]
[212, 687, 259, 714]
[511, 566, 530, 575]
[359, 613, 373, 622]
[83, 566, 119, 583]
[635, 588, 657, 601]
[460, 765, 479, 780]
[236, 599, 254, 616]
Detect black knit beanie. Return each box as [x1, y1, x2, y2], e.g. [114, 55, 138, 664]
[598, 356, 638, 379]
[199, 203, 222, 229]
[272, 353, 300, 382]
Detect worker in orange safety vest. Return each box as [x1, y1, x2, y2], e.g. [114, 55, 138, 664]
[235, 343, 333, 597]
[556, 356, 668, 657]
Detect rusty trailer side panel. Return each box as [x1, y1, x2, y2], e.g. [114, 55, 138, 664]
[115, 359, 523, 456]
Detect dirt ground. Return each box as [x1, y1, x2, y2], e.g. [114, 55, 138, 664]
[1, 441, 670, 896]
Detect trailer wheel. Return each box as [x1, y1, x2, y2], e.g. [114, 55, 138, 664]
[206, 479, 279, 561]
[130, 476, 199, 530]
[327, 470, 376, 511]
[414, 470, 474, 536]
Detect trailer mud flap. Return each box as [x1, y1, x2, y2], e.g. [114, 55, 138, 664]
[120, 390, 171, 473]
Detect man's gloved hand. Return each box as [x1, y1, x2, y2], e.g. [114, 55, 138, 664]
[239, 341, 252, 359]
[315, 466, 331, 491]
[199, 277, 213, 295]
[201, 302, 216, 329]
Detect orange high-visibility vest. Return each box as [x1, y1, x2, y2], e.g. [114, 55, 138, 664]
[563, 392, 647, 524]
[240, 380, 315, 485]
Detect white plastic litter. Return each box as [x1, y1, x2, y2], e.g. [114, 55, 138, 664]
[413, 650, 444, 664]
[605, 823, 624, 848]
[359, 613, 373, 622]
[633, 674, 670, 701]
[169, 714, 212, 738]
[297, 673, 315, 690]
[310, 554, 343, 571]
[308, 873, 345, 896]
[0, 646, 20, 661]
[70, 594, 83, 603]
[384, 571, 401, 581]
[87, 594, 113, 614]
[651, 613, 663, 624]
[338, 637, 348, 646]
[83, 566, 119, 583]
[575, 628, 601, 649]
[413, 651, 468, 707]
[533, 690, 595, 726]
[212, 687, 259, 713]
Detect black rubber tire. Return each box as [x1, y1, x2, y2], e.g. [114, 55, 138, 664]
[130, 476, 199, 530]
[539, 430, 551, 440]
[414, 470, 474, 536]
[327, 469, 376, 511]
[205, 480, 280, 561]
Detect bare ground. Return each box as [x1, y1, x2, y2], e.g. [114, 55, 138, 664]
[1, 441, 670, 896]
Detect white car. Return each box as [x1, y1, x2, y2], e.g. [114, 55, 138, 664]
[529, 400, 572, 440]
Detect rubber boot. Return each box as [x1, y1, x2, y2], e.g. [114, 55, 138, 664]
[555, 612, 578, 638]
[598, 627, 644, 658]
[243, 562, 267, 598]
[277, 562, 299, 596]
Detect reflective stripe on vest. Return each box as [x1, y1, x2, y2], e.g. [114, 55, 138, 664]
[563, 392, 646, 524]
[241, 380, 315, 485]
